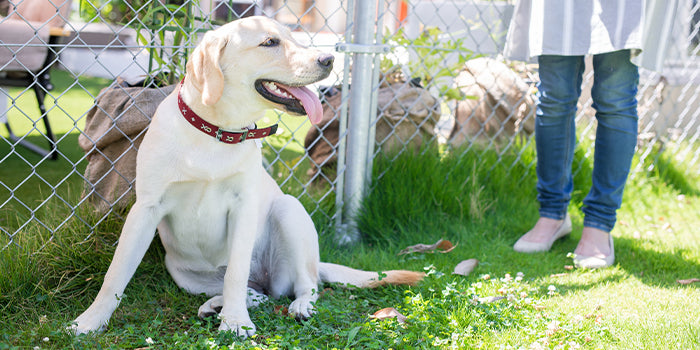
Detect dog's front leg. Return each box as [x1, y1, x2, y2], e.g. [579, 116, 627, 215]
[69, 201, 163, 334]
[218, 200, 259, 338]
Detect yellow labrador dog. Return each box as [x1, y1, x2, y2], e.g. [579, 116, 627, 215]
[69, 16, 423, 338]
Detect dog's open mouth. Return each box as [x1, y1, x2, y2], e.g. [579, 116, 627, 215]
[255, 80, 323, 124]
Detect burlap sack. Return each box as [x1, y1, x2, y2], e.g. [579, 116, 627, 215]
[449, 57, 535, 147]
[304, 82, 441, 180]
[79, 81, 175, 213]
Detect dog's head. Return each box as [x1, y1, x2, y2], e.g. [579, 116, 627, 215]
[185, 16, 334, 124]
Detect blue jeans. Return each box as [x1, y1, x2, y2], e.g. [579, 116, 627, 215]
[535, 50, 639, 232]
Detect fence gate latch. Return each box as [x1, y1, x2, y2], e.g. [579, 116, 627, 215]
[335, 43, 391, 54]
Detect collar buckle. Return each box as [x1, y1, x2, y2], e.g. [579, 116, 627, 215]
[216, 127, 249, 143]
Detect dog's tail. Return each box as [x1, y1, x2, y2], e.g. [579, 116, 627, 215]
[318, 262, 425, 288]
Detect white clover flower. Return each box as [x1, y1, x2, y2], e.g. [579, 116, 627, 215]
[145, 337, 154, 345]
[515, 272, 524, 282]
[502, 273, 512, 282]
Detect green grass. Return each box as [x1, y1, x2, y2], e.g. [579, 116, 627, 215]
[2, 70, 699, 349]
[1, 70, 109, 240]
[1, 137, 699, 349]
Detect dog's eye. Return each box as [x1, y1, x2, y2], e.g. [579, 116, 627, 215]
[260, 37, 280, 47]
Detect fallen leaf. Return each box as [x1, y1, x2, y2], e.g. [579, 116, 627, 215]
[677, 278, 700, 285]
[371, 307, 407, 323]
[274, 305, 288, 316]
[436, 240, 455, 252]
[398, 239, 456, 255]
[318, 287, 334, 298]
[453, 259, 478, 276]
[550, 273, 567, 278]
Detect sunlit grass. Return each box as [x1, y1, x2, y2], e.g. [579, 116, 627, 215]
[2, 69, 699, 349]
[1, 139, 699, 349]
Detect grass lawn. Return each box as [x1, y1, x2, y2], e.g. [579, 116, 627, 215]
[2, 69, 699, 350]
[0, 131, 698, 349]
[1, 70, 110, 240]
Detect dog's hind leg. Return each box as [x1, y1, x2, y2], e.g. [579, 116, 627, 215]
[267, 194, 320, 319]
[198, 289, 268, 318]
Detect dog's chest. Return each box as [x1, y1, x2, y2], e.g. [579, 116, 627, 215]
[159, 178, 256, 264]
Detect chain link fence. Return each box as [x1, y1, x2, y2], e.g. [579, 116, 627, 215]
[2, 0, 699, 252]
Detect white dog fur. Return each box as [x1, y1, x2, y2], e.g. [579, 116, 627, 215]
[69, 16, 423, 338]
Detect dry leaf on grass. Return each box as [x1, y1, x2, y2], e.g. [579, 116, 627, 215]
[274, 305, 288, 316]
[398, 239, 456, 255]
[677, 278, 700, 285]
[318, 287, 334, 298]
[371, 307, 407, 323]
[453, 259, 479, 276]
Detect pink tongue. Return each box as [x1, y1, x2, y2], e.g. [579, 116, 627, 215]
[285, 86, 323, 124]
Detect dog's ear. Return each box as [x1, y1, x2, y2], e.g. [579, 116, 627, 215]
[187, 33, 226, 106]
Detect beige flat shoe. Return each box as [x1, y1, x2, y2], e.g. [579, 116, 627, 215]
[513, 214, 572, 253]
[573, 233, 615, 269]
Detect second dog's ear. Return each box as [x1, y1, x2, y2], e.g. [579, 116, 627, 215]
[187, 33, 226, 106]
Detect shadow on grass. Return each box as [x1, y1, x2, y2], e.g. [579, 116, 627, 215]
[614, 236, 700, 287]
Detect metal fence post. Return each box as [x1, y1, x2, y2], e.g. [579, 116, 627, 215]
[336, 0, 381, 244]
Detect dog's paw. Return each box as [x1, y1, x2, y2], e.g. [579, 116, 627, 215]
[218, 314, 256, 338]
[288, 298, 315, 320]
[66, 317, 106, 335]
[198, 295, 224, 318]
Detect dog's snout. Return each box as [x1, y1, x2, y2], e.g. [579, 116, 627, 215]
[317, 54, 334, 69]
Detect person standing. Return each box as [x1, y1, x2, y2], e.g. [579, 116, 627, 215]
[503, 0, 677, 268]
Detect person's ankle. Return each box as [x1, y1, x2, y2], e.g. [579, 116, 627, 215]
[575, 226, 612, 257]
[524, 217, 564, 242]
[513, 214, 571, 253]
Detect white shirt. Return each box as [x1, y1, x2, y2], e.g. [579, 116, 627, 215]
[503, 0, 679, 72]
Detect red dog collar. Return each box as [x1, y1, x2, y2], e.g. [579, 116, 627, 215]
[177, 83, 278, 144]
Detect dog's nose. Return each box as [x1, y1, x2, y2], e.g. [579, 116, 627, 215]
[317, 54, 334, 69]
